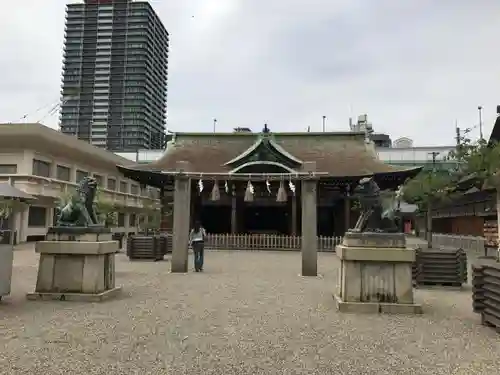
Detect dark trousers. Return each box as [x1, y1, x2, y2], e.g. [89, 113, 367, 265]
[192, 241, 204, 270]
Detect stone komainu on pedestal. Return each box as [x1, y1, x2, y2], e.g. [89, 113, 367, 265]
[333, 177, 421, 314]
[27, 176, 121, 302]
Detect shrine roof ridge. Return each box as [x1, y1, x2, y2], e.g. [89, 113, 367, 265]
[171, 131, 367, 137]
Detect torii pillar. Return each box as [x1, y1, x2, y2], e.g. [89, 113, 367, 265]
[171, 162, 192, 273]
[301, 162, 318, 276]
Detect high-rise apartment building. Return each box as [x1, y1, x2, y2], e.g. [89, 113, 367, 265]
[60, 0, 169, 151]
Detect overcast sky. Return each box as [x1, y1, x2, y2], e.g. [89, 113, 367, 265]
[0, 0, 499, 146]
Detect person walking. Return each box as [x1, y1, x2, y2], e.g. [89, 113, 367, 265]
[189, 220, 206, 272]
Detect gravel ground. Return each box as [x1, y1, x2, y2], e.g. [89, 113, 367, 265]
[1, 247, 499, 375]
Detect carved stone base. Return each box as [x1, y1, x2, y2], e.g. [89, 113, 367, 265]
[333, 294, 422, 314]
[343, 231, 406, 248]
[335, 233, 422, 315]
[47, 226, 111, 241]
[27, 232, 120, 302]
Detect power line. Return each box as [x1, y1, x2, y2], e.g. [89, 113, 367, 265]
[37, 103, 62, 123]
[11, 100, 59, 123]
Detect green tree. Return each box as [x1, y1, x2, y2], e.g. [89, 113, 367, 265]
[446, 128, 500, 186]
[94, 189, 118, 227]
[402, 169, 453, 248]
[407, 127, 500, 249]
[139, 198, 164, 233]
[0, 200, 16, 232]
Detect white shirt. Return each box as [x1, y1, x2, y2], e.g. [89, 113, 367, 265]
[189, 228, 206, 243]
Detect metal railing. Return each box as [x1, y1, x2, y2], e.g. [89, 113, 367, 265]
[419, 232, 486, 253]
[203, 233, 342, 252]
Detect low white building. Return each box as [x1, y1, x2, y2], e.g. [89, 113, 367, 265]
[0, 123, 160, 243]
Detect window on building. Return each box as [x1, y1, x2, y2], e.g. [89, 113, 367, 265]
[93, 174, 103, 186]
[76, 170, 88, 183]
[119, 181, 128, 193]
[0, 164, 17, 174]
[56, 165, 71, 181]
[117, 213, 125, 227]
[28, 206, 47, 227]
[107, 178, 116, 190]
[130, 184, 139, 195]
[32, 159, 51, 177]
[129, 214, 137, 226]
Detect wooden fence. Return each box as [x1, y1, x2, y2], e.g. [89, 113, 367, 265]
[203, 233, 342, 252]
[419, 233, 486, 254]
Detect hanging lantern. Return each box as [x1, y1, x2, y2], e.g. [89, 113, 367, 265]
[266, 180, 271, 194]
[276, 180, 287, 202]
[210, 180, 220, 201]
[244, 181, 254, 202]
[288, 180, 296, 195]
[198, 179, 204, 193]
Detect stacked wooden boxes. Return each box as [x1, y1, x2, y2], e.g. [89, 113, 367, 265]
[472, 263, 486, 313]
[413, 248, 467, 287]
[472, 259, 500, 333]
[126, 235, 170, 261]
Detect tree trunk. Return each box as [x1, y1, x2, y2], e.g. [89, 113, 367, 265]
[426, 203, 433, 249]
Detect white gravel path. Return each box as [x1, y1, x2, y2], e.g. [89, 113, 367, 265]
[1, 247, 499, 375]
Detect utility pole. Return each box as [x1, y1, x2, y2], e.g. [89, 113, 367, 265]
[478, 106, 483, 141]
[455, 122, 461, 146]
[426, 151, 440, 249]
[429, 151, 439, 166]
[322, 115, 326, 132]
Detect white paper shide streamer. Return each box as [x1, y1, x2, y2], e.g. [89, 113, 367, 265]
[266, 180, 271, 194]
[198, 179, 204, 193]
[225, 180, 229, 194]
[244, 180, 254, 202]
[288, 180, 296, 195]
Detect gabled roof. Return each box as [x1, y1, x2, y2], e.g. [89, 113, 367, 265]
[224, 134, 303, 167]
[123, 131, 421, 177]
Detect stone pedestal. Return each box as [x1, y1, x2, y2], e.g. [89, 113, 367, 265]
[334, 232, 422, 314]
[27, 227, 121, 302]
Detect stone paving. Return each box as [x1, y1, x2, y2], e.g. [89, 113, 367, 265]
[1, 246, 500, 374]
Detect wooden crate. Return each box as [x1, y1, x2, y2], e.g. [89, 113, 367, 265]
[127, 235, 170, 261]
[472, 259, 500, 333]
[413, 248, 467, 287]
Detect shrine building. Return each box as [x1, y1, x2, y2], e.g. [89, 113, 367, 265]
[117, 126, 422, 236]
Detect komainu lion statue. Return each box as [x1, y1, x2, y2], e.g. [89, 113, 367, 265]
[56, 176, 101, 227]
[351, 176, 400, 233]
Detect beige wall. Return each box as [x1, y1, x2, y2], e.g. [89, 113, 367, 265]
[0, 148, 159, 244]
